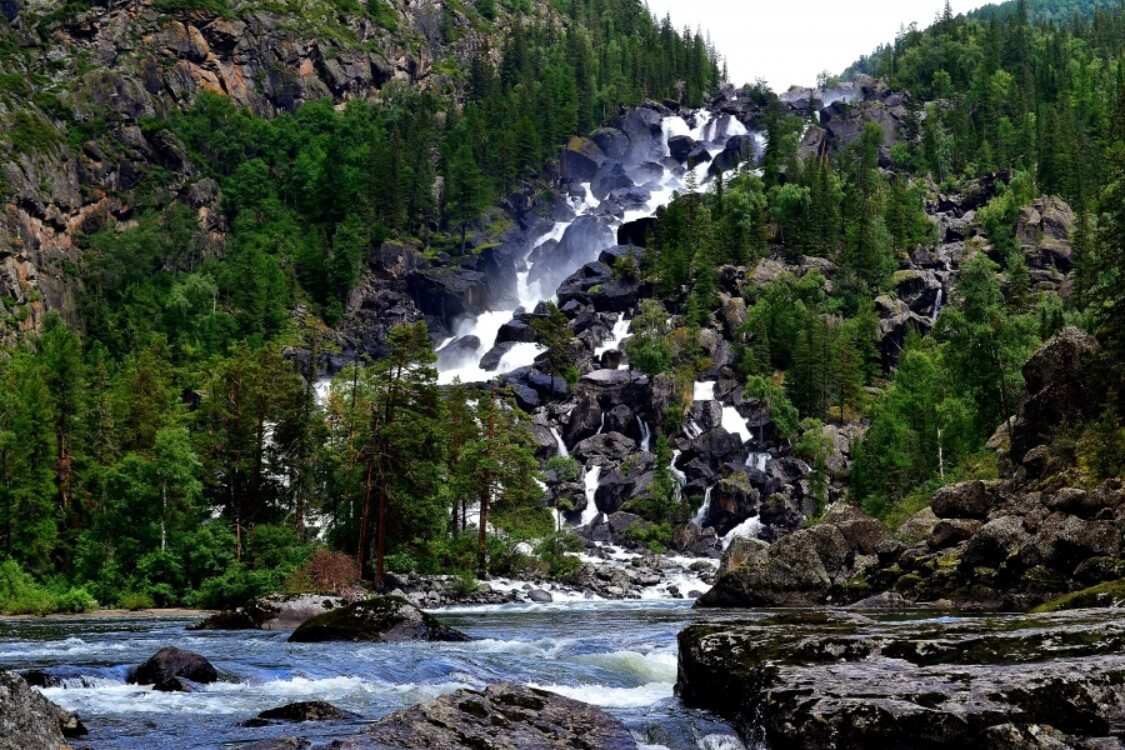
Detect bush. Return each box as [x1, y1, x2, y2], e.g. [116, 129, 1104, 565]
[546, 456, 582, 483]
[536, 533, 582, 580]
[0, 560, 97, 615]
[289, 548, 361, 594]
[118, 592, 156, 611]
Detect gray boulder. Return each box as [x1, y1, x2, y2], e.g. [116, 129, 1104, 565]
[288, 597, 469, 643]
[337, 683, 637, 749]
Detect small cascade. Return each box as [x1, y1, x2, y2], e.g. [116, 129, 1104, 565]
[683, 420, 703, 440]
[745, 451, 771, 473]
[693, 381, 717, 402]
[931, 287, 944, 322]
[637, 418, 652, 452]
[313, 376, 333, 409]
[694, 485, 714, 527]
[596, 411, 606, 435]
[550, 427, 569, 458]
[594, 315, 633, 358]
[721, 406, 753, 444]
[722, 516, 764, 549]
[670, 450, 688, 500]
[580, 466, 603, 526]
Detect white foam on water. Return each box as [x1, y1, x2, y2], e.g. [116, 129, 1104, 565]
[746, 452, 771, 473]
[550, 427, 569, 458]
[576, 649, 678, 683]
[594, 315, 633, 358]
[527, 680, 673, 708]
[637, 418, 652, 452]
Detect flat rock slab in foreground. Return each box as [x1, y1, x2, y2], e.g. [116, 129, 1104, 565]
[677, 608, 1125, 750]
[331, 683, 637, 749]
[288, 596, 469, 643]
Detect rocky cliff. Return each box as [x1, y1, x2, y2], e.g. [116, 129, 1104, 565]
[0, 0, 518, 345]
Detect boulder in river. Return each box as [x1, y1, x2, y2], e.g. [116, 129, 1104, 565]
[334, 683, 637, 749]
[0, 671, 86, 749]
[244, 700, 356, 727]
[129, 646, 218, 690]
[677, 608, 1125, 750]
[288, 596, 469, 643]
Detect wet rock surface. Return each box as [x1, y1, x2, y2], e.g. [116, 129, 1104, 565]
[677, 608, 1125, 750]
[288, 596, 470, 643]
[128, 646, 218, 690]
[332, 683, 638, 749]
[0, 670, 86, 749]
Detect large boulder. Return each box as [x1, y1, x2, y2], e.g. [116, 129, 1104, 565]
[288, 596, 469, 643]
[129, 647, 218, 690]
[1010, 328, 1101, 465]
[0, 671, 85, 749]
[560, 136, 606, 181]
[406, 268, 493, 332]
[932, 480, 993, 520]
[337, 683, 637, 749]
[190, 594, 346, 631]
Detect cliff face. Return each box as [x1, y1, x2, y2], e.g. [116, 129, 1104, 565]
[0, 0, 516, 344]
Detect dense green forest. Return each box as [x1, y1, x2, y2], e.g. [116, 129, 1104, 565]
[0, 0, 716, 613]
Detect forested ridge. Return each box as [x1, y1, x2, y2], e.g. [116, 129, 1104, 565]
[0, 0, 1123, 616]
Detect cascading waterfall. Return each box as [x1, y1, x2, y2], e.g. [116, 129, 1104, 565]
[670, 450, 688, 500]
[722, 516, 763, 549]
[636, 418, 652, 452]
[594, 315, 633, 360]
[931, 287, 944, 321]
[746, 452, 771, 473]
[551, 427, 569, 458]
[694, 485, 713, 527]
[580, 466, 603, 527]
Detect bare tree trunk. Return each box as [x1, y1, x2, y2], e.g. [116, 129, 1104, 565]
[357, 456, 375, 579]
[477, 411, 495, 578]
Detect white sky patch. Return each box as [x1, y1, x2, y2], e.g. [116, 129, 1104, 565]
[643, 0, 994, 92]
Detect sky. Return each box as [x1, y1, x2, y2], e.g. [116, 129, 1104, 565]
[643, 0, 995, 92]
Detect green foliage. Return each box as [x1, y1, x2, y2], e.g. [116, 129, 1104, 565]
[546, 455, 582, 483]
[0, 560, 96, 615]
[745, 376, 800, 442]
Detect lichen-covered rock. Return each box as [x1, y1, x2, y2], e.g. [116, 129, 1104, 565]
[0, 671, 86, 750]
[190, 593, 346, 631]
[288, 596, 469, 643]
[677, 608, 1125, 750]
[334, 683, 637, 749]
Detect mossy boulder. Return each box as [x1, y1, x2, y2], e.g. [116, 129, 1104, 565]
[288, 596, 469, 643]
[1033, 579, 1125, 613]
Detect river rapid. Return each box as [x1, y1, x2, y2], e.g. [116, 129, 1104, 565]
[0, 600, 747, 749]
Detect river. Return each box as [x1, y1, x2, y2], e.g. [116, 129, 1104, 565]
[0, 600, 746, 749]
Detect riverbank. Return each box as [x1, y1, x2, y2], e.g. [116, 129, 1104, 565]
[0, 608, 213, 623]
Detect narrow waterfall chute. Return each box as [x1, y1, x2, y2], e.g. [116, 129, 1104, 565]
[581, 466, 603, 527]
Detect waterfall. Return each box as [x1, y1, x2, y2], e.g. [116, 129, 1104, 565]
[693, 381, 717, 401]
[594, 315, 633, 359]
[721, 406, 753, 444]
[694, 485, 713, 527]
[683, 420, 703, 440]
[746, 452, 771, 473]
[636, 418, 652, 452]
[580, 466, 603, 527]
[551, 427, 569, 458]
[722, 516, 763, 549]
[931, 287, 944, 322]
[670, 450, 687, 500]
[429, 107, 752, 386]
[596, 411, 606, 435]
[313, 376, 332, 408]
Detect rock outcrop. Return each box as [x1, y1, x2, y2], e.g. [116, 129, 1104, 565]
[334, 683, 637, 749]
[190, 593, 347, 631]
[0, 671, 86, 749]
[287, 596, 469, 643]
[678, 608, 1125, 750]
